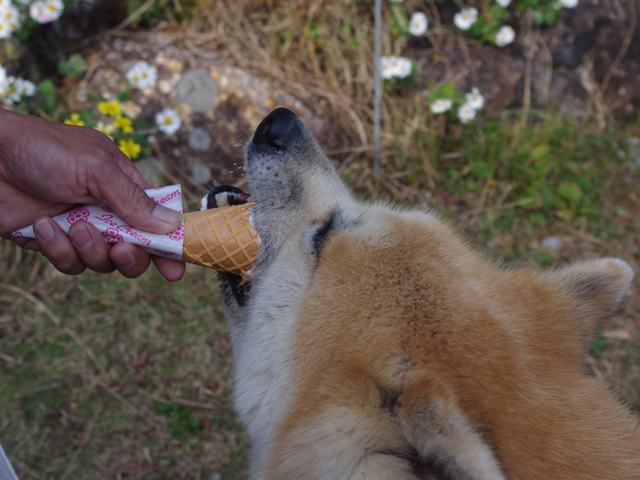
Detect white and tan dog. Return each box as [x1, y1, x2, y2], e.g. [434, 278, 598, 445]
[205, 108, 640, 479]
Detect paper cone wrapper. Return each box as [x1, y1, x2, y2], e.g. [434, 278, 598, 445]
[182, 203, 259, 279]
[9, 185, 260, 280]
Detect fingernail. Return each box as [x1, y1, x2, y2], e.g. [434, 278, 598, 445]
[35, 219, 55, 242]
[114, 251, 136, 270]
[152, 204, 181, 226]
[71, 225, 93, 250]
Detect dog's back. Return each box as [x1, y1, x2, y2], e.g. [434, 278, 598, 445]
[216, 108, 640, 479]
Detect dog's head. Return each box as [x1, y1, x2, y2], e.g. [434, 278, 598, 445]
[205, 108, 638, 478]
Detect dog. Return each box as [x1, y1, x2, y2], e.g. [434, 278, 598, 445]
[203, 108, 640, 479]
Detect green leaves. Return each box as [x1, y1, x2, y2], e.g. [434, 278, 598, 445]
[469, 4, 510, 44]
[57, 54, 86, 79]
[429, 82, 460, 103]
[471, 160, 491, 179]
[453, 113, 626, 224]
[557, 182, 583, 202]
[36, 80, 57, 115]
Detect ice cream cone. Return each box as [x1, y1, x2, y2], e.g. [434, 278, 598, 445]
[182, 203, 259, 279]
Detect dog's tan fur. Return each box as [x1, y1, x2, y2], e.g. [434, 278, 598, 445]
[216, 109, 640, 479]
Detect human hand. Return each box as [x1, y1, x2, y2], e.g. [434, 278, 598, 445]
[0, 108, 185, 281]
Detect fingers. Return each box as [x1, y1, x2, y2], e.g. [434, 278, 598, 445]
[152, 256, 186, 282]
[87, 148, 182, 235]
[18, 216, 184, 280]
[34, 217, 155, 277]
[34, 217, 87, 275]
[110, 242, 152, 278]
[7, 236, 42, 251]
[68, 221, 116, 274]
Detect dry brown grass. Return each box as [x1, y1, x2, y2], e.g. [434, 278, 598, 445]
[184, 0, 478, 199]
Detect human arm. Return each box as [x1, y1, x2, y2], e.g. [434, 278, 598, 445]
[0, 108, 185, 281]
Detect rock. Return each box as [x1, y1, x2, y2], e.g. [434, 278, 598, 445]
[175, 68, 219, 113]
[541, 236, 562, 252]
[191, 163, 212, 185]
[189, 128, 212, 152]
[68, 34, 350, 198]
[427, 0, 640, 121]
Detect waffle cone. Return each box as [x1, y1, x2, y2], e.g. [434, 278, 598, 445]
[182, 203, 259, 279]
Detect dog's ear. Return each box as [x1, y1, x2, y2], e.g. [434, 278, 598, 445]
[552, 258, 634, 351]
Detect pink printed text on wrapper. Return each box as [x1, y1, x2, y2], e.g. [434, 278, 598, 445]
[9, 185, 185, 261]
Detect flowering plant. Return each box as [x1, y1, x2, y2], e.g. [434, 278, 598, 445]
[60, 59, 183, 161]
[452, 0, 580, 47]
[0, 63, 35, 104]
[429, 83, 485, 125]
[0, 0, 65, 41]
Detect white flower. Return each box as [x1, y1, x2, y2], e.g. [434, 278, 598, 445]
[126, 61, 158, 89]
[380, 56, 412, 79]
[465, 87, 484, 110]
[496, 0, 511, 7]
[458, 102, 477, 124]
[559, 0, 578, 7]
[408, 12, 428, 36]
[381, 56, 396, 80]
[0, 0, 13, 13]
[155, 108, 182, 135]
[15, 78, 35, 96]
[45, 0, 64, 19]
[29, 0, 63, 24]
[29, 2, 50, 23]
[3, 76, 21, 103]
[495, 25, 515, 47]
[0, 83, 9, 104]
[0, 64, 6, 85]
[395, 57, 413, 78]
[1, 3, 20, 30]
[430, 99, 452, 114]
[453, 7, 478, 31]
[0, 18, 11, 39]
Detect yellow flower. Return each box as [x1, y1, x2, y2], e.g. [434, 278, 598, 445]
[64, 113, 85, 126]
[118, 139, 141, 160]
[113, 115, 133, 133]
[97, 100, 121, 117]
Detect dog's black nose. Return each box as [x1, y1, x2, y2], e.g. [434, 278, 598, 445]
[252, 108, 301, 149]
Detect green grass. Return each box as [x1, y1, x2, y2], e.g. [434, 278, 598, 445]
[0, 247, 247, 479]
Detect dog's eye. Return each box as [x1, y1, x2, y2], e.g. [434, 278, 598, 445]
[311, 213, 335, 258]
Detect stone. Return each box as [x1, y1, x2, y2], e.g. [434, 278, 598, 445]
[64, 35, 345, 198]
[541, 236, 562, 252]
[175, 68, 219, 113]
[191, 163, 212, 185]
[189, 128, 212, 152]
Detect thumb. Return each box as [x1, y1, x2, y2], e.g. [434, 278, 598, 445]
[88, 156, 182, 234]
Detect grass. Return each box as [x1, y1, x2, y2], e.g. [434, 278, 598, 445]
[2, 0, 640, 477]
[0, 245, 247, 479]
